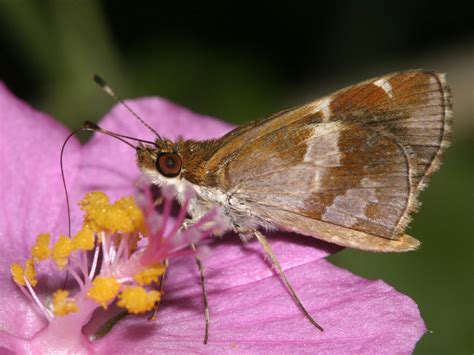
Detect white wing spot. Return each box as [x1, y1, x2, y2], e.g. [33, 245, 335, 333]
[373, 79, 393, 99]
[322, 178, 380, 227]
[304, 122, 341, 191]
[373, 78, 393, 98]
[316, 97, 332, 122]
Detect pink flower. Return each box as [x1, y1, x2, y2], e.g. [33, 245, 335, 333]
[0, 82, 426, 353]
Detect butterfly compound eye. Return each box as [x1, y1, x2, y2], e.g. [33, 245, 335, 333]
[156, 153, 182, 177]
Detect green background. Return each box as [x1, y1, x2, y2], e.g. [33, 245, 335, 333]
[0, 1, 472, 353]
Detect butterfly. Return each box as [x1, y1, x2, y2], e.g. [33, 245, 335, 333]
[86, 69, 452, 340]
[135, 70, 452, 252]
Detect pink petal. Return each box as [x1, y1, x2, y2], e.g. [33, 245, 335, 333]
[95, 257, 425, 353]
[165, 232, 339, 296]
[0, 83, 81, 339]
[0, 83, 82, 252]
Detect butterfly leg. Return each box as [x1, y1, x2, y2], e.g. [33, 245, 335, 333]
[190, 242, 210, 344]
[253, 230, 324, 331]
[182, 218, 211, 343]
[145, 193, 170, 320]
[147, 258, 169, 320]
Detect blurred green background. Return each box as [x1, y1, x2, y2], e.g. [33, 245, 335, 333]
[0, 1, 472, 353]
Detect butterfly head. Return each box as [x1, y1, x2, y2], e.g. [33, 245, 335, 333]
[137, 139, 185, 186]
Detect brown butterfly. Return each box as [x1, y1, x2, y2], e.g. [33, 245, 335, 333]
[136, 70, 452, 252]
[88, 70, 452, 341]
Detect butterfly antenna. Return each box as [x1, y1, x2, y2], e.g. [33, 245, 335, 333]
[59, 130, 79, 290]
[93, 74, 162, 140]
[60, 129, 82, 238]
[82, 121, 156, 147]
[60, 121, 144, 238]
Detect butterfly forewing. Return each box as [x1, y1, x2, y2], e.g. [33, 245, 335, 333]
[325, 70, 452, 190]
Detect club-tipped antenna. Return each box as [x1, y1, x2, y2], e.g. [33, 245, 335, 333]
[83, 121, 156, 146]
[93, 74, 162, 140]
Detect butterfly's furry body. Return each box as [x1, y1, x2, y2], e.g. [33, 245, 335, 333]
[145, 171, 277, 233]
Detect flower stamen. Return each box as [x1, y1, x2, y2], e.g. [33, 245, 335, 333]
[31, 233, 51, 261]
[117, 286, 160, 314]
[10, 186, 224, 351]
[89, 243, 100, 280]
[24, 275, 53, 319]
[87, 276, 121, 309]
[52, 235, 73, 269]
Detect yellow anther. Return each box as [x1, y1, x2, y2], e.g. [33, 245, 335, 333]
[100, 197, 145, 234]
[72, 227, 95, 251]
[52, 235, 73, 269]
[117, 286, 160, 314]
[79, 192, 145, 234]
[113, 196, 146, 234]
[31, 233, 51, 262]
[11, 263, 26, 286]
[79, 191, 110, 214]
[24, 259, 37, 286]
[133, 264, 166, 286]
[79, 192, 111, 232]
[53, 290, 79, 316]
[10, 259, 37, 287]
[104, 203, 133, 233]
[87, 276, 120, 309]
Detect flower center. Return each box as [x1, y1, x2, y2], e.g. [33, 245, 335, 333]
[11, 192, 164, 317]
[9, 186, 222, 352]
